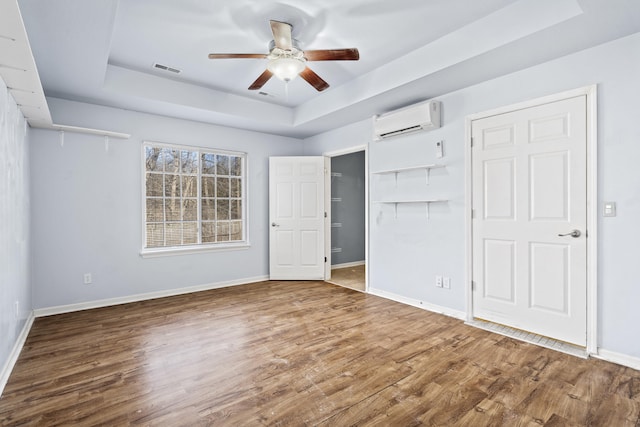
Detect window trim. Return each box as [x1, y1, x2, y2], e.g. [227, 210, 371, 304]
[140, 140, 250, 256]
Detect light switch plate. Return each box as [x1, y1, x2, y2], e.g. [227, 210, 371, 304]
[603, 202, 616, 217]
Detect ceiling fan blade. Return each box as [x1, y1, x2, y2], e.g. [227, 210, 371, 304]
[304, 48, 360, 61]
[299, 67, 329, 92]
[270, 20, 293, 50]
[248, 69, 274, 90]
[208, 53, 267, 59]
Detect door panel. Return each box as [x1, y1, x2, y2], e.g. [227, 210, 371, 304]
[529, 242, 569, 314]
[484, 239, 516, 303]
[472, 95, 587, 346]
[484, 158, 515, 219]
[530, 151, 568, 220]
[269, 156, 326, 280]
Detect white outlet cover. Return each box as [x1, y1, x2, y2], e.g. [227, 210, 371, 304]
[443, 277, 451, 289]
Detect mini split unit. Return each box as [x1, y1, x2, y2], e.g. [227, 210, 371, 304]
[373, 100, 441, 140]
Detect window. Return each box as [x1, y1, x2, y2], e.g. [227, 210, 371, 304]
[143, 142, 246, 254]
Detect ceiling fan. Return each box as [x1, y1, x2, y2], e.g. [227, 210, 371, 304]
[208, 20, 360, 92]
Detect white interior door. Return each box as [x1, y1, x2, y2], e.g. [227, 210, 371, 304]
[471, 95, 587, 346]
[269, 156, 327, 280]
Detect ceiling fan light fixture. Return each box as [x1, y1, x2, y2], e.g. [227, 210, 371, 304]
[267, 57, 306, 82]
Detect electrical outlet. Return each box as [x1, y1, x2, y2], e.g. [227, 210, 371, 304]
[443, 277, 451, 289]
[436, 276, 443, 288]
[84, 273, 92, 284]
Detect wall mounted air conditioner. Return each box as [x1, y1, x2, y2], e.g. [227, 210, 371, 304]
[373, 100, 441, 141]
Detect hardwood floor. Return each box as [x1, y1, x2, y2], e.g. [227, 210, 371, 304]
[327, 264, 366, 291]
[1, 280, 639, 426]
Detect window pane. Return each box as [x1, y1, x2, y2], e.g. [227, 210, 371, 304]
[216, 155, 230, 175]
[164, 174, 181, 197]
[217, 199, 229, 220]
[146, 173, 163, 197]
[202, 153, 216, 175]
[230, 178, 241, 197]
[183, 222, 198, 244]
[202, 221, 215, 243]
[182, 175, 197, 198]
[146, 224, 164, 247]
[216, 221, 230, 242]
[202, 176, 215, 198]
[163, 149, 180, 173]
[230, 156, 242, 176]
[165, 223, 182, 246]
[181, 150, 198, 173]
[146, 199, 164, 222]
[230, 221, 242, 241]
[183, 199, 197, 221]
[165, 199, 181, 221]
[144, 143, 246, 250]
[145, 147, 162, 171]
[216, 177, 230, 197]
[230, 200, 241, 220]
[202, 199, 215, 221]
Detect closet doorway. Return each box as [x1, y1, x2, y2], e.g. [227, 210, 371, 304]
[325, 146, 367, 292]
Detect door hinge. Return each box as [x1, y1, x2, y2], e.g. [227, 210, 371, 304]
[471, 281, 476, 291]
[471, 209, 475, 219]
[470, 137, 474, 147]
[324, 212, 327, 218]
[324, 257, 327, 263]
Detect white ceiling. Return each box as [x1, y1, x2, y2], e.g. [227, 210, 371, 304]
[8, 0, 640, 137]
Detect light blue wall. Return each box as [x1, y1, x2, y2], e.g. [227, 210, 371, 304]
[0, 76, 32, 379]
[30, 98, 304, 309]
[304, 32, 640, 359]
[331, 151, 365, 265]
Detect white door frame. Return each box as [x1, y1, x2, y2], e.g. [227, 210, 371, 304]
[323, 145, 369, 292]
[464, 85, 598, 354]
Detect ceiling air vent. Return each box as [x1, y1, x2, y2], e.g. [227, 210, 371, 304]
[153, 63, 182, 74]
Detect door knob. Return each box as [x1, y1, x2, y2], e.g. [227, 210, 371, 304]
[558, 229, 581, 238]
[271, 222, 279, 227]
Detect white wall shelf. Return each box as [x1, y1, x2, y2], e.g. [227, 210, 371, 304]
[373, 199, 448, 218]
[372, 163, 445, 185]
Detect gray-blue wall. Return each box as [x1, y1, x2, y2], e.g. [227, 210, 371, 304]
[331, 151, 365, 266]
[29, 98, 304, 309]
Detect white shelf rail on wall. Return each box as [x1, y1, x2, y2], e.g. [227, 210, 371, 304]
[373, 199, 447, 219]
[372, 163, 448, 218]
[372, 163, 445, 185]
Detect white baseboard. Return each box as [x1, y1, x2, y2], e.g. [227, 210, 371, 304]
[34, 275, 269, 318]
[595, 348, 640, 371]
[368, 287, 466, 321]
[331, 260, 365, 269]
[1, 312, 34, 397]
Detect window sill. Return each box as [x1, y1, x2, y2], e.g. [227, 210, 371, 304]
[140, 242, 250, 258]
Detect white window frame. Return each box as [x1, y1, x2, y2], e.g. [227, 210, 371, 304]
[140, 140, 249, 258]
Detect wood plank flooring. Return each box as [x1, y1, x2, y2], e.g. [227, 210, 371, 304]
[327, 264, 366, 291]
[1, 280, 640, 426]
